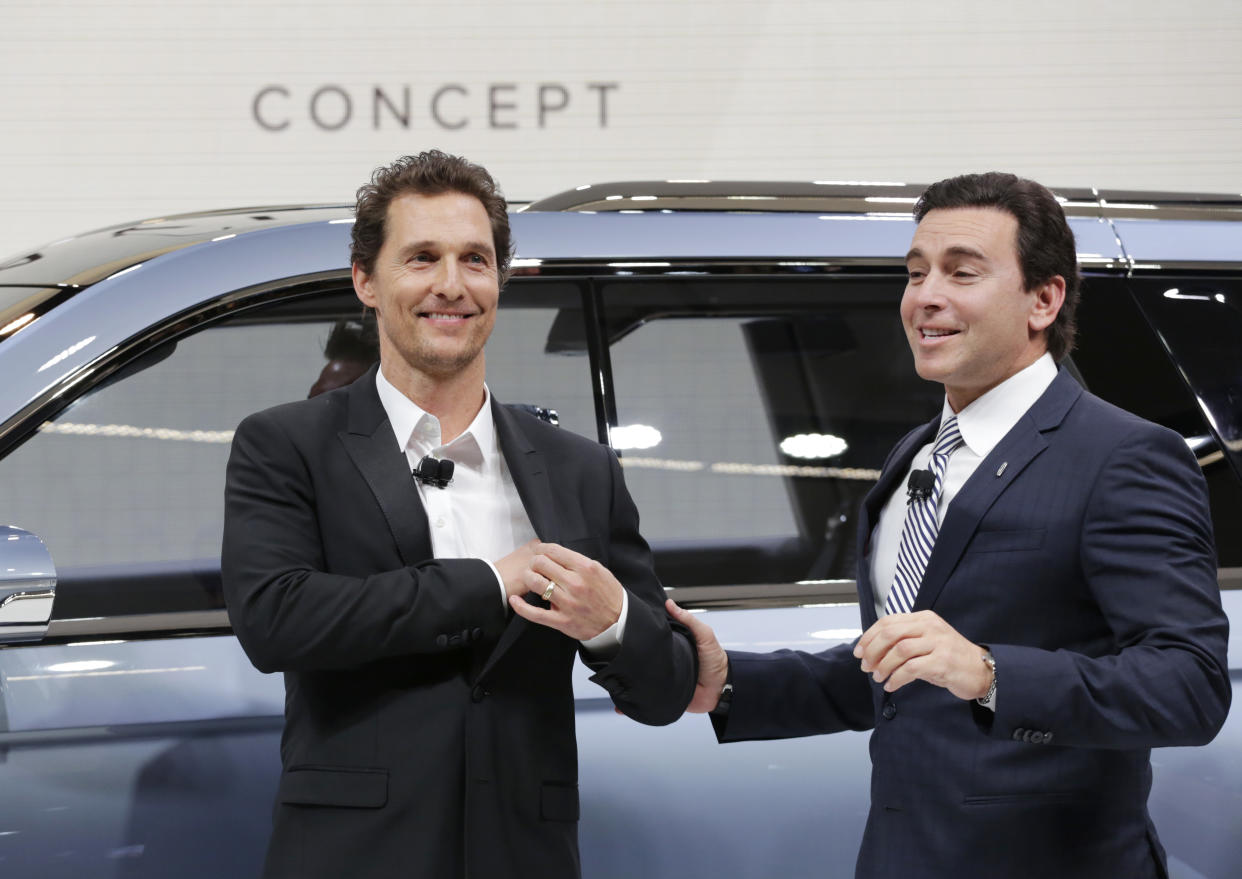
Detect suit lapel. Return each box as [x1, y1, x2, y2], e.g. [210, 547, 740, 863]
[337, 366, 433, 566]
[478, 399, 565, 682]
[912, 369, 1082, 611]
[492, 399, 562, 545]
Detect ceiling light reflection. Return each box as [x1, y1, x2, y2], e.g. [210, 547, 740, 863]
[0, 312, 36, 337]
[810, 628, 862, 640]
[47, 660, 115, 673]
[611, 424, 662, 450]
[38, 335, 96, 372]
[781, 433, 847, 459]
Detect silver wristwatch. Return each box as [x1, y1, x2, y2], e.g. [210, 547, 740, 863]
[977, 649, 997, 706]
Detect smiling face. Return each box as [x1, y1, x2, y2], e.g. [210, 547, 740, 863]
[353, 190, 500, 389]
[901, 206, 1064, 411]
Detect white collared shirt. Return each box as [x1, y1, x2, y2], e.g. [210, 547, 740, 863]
[870, 352, 1059, 617]
[375, 368, 625, 651]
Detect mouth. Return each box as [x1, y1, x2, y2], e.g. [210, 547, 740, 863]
[418, 311, 474, 322]
[919, 327, 959, 340]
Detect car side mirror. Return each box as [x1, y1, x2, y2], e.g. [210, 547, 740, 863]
[0, 526, 57, 643]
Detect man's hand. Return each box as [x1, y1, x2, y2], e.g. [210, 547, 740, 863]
[508, 543, 623, 641]
[665, 599, 729, 713]
[495, 539, 539, 599]
[854, 610, 992, 700]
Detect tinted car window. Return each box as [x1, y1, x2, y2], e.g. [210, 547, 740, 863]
[1072, 274, 1242, 566]
[0, 283, 595, 618]
[603, 276, 942, 587]
[1128, 278, 1242, 479]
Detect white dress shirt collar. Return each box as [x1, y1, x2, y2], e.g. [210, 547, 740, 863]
[375, 367, 495, 471]
[944, 352, 1059, 461]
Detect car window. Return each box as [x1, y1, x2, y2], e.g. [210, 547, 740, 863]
[1072, 274, 1242, 566]
[1127, 278, 1242, 480]
[0, 283, 596, 619]
[602, 275, 941, 588]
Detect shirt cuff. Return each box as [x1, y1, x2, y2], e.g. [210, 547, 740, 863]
[580, 587, 629, 655]
[485, 560, 507, 612]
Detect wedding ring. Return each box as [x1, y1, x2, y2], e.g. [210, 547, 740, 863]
[540, 581, 557, 602]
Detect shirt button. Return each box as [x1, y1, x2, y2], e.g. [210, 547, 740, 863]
[435, 517, 446, 528]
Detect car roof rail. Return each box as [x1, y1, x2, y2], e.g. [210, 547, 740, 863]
[519, 180, 930, 213]
[521, 180, 1242, 223]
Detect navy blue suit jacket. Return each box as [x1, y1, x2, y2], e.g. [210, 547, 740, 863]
[717, 369, 1231, 878]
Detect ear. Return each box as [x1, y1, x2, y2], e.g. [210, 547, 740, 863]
[1028, 275, 1066, 335]
[352, 262, 377, 309]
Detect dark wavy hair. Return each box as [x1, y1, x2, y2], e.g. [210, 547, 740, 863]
[350, 150, 513, 284]
[914, 172, 1080, 361]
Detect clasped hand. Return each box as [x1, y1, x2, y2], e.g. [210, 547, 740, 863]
[496, 541, 623, 641]
[662, 601, 992, 715]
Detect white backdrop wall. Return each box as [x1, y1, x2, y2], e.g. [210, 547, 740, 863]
[1, 0, 1240, 255]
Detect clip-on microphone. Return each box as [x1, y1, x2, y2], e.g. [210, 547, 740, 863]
[413, 455, 455, 489]
[906, 469, 935, 504]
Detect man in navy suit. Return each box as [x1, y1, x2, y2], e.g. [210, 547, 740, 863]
[669, 172, 1231, 878]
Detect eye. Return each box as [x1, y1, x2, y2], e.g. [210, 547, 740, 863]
[411, 251, 433, 263]
[906, 269, 925, 282]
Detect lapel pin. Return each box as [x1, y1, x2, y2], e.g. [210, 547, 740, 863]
[996, 462, 1008, 477]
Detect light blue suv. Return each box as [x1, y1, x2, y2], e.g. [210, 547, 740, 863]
[1, 182, 1239, 877]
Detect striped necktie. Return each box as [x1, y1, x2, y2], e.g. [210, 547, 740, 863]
[886, 415, 964, 615]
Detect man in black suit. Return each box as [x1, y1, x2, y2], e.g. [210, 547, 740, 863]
[668, 172, 1230, 878]
[223, 150, 696, 879]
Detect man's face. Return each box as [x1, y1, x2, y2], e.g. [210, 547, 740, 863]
[900, 206, 1061, 411]
[353, 191, 499, 382]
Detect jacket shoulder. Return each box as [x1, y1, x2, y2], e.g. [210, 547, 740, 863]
[501, 403, 612, 458]
[235, 386, 351, 440]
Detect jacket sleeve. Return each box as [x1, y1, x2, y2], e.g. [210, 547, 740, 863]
[221, 408, 508, 674]
[982, 424, 1231, 748]
[581, 446, 699, 726]
[712, 643, 876, 742]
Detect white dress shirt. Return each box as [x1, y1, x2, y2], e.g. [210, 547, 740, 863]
[870, 353, 1058, 617]
[375, 369, 626, 651]
[868, 354, 1058, 709]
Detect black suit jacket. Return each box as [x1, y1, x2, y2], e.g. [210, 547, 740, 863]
[222, 367, 696, 879]
[715, 369, 1231, 878]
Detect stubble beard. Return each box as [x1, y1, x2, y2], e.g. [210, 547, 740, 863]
[384, 312, 491, 382]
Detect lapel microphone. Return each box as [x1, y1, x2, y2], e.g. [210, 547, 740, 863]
[413, 455, 455, 489]
[906, 469, 934, 504]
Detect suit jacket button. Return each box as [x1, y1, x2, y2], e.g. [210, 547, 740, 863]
[471, 685, 487, 703]
[881, 703, 897, 720]
[1012, 728, 1026, 741]
[449, 634, 461, 647]
[436, 634, 448, 648]
[1042, 731, 1053, 744]
[471, 627, 483, 641]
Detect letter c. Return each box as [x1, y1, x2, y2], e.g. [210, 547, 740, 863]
[431, 85, 468, 130]
[253, 86, 290, 131]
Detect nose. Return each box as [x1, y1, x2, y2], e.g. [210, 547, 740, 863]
[429, 258, 466, 298]
[906, 270, 947, 311]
